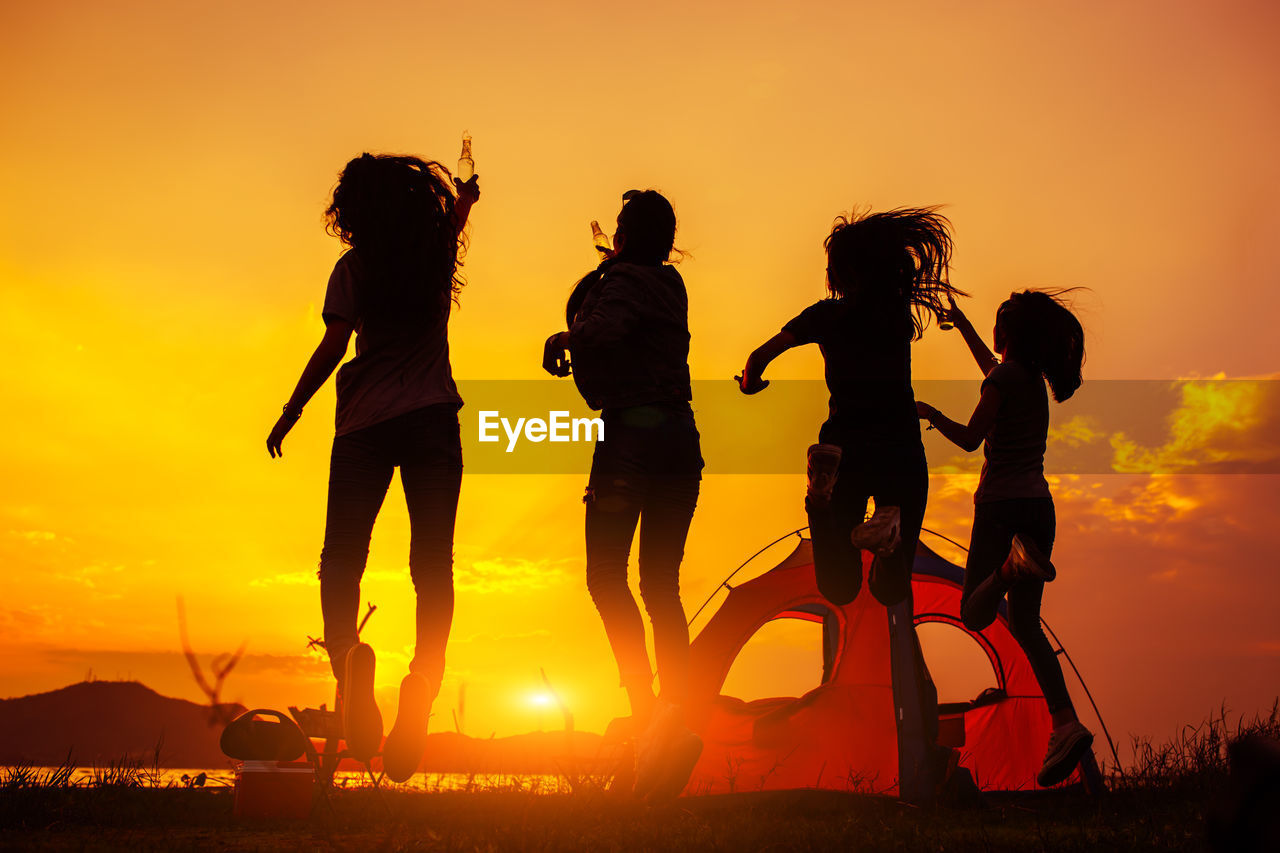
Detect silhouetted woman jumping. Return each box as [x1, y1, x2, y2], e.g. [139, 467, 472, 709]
[266, 153, 479, 782]
[916, 290, 1094, 787]
[543, 190, 704, 800]
[738, 208, 962, 608]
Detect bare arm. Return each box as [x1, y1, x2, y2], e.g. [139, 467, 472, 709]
[916, 384, 1001, 452]
[946, 297, 999, 377]
[736, 330, 799, 394]
[452, 176, 480, 232]
[267, 320, 354, 458]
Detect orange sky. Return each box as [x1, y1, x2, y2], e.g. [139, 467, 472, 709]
[3, 0, 1279, 758]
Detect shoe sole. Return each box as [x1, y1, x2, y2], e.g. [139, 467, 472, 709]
[851, 520, 901, 556]
[646, 733, 704, 803]
[1037, 729, 1093, 787]
[383, 674, 432, 783]
[1012, 535, 1057, 582]
[806, 444, 842, 505]
[633, 703, 683, 799]
[633, 735, 668, 798]
[342, 643, 383, 763]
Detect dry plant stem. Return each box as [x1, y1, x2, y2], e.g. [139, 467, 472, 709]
[177, 597, 246, 726]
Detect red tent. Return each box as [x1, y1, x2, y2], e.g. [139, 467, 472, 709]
[684, 537, 1090, 798]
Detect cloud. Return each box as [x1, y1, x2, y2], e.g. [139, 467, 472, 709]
[1110, 380, 1279, 473]
[455, 628, 553, 646]
[0, 607, 58, 640]
[1048, 415, 1108, 449]
[5, 529, 78, 551]
[1087, 476, 1202, 526]
[247, 562, 574, 594]
[7, 529, 61, 543]
[1053, 475, 1280, 601]
[455, 558, 575, 594]
[53, 563, 125, 593]
[924, 379, 1280, 477]
[231, 651, 331, 680]
[249, 571, 317, 588]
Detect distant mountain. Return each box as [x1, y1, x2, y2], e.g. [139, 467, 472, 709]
[0, 680, 243, 768]
[0, 681, 617, 775]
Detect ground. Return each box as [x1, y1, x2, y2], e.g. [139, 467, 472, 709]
[0, 784, 1215, 852]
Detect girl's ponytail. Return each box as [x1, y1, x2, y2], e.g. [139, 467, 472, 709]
[999, 290, 1085, 402]
[1043, 300, 1084, 402]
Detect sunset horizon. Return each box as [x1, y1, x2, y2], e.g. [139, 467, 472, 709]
[4, 0, 1279, 816]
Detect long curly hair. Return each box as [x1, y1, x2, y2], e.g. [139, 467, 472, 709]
[997, 289, 1086, 401]
[324, 153, 465, 327]
[824, 206, 964, 341]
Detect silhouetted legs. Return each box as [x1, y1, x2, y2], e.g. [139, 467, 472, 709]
[401, 424, 464, 697]
[809, 440, 928, 607]
[586, 475, 698, 717]
[584, 404, 702, 721]
[960, 498, 1071, 714]
[317, 405, 462, 694]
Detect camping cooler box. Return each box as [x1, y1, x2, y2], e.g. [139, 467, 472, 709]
[233, 760, 314, 819]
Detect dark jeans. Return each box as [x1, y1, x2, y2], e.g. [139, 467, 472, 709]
[318, 404, 463, 694]
[808, 435, 928, 607]
[961, 497, 1072, 714]
[585, 404, 703, 708]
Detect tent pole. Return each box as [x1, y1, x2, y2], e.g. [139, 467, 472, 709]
[1041, 619, 1122, 773]
[922, 527, 1122, 777]
[686, 527, 809, 628]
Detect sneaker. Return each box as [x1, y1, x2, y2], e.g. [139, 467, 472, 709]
[851, 505, 901, 557]
[806, 444, 842, 509]
[1005, 535, 1057, 583]
[382, 673, 432, 783]
[645, 729, 704, 803]
[1037, 721, 1093, 787]
[633, 701, 681, 799]
[341, 643, 383, 763]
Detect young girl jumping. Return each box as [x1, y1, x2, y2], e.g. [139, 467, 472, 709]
[738, 208, 962, 608]
[267, 153, 479, 782]
[542, 190, 704, 800]
[915, 289, 1094, 787]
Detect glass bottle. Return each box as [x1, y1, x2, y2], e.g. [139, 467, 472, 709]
[457, 132, 475, 182]
[590, 220, 611, 255]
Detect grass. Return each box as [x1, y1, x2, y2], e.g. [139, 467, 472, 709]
[0, 785, 1216, 852]
[1, 705, 1275, 852]
[1114, 700, 1279, 795]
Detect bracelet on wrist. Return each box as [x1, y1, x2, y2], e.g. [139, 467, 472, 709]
[282, 404, 303, 420]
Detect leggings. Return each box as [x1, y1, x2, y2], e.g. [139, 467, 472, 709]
[960, 497, 1072, 715]
[317, 404, 463, 695]
[584, 404, 702, 707]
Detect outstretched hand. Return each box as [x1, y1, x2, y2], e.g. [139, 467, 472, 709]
[543, 331, 571, 377]
[942, 295, 968, 329]
[736, 372, 769, 395]
[916, 401, 938, 422]
[454, 174, 480, 204]
[267, 413, 298, 458]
